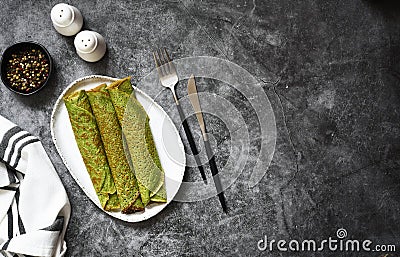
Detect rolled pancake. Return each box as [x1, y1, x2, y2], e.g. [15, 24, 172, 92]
[145, 121, 167, 203]
[107, 77, 166, 205]
[87, 84, 141, 213]
[63, 90, 119, 211]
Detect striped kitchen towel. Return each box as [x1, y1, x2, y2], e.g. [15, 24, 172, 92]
[0, 115, 70, 257]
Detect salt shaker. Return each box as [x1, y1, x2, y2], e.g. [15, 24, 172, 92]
[50, 3, 83, 36]
[74, 30, 107, 62]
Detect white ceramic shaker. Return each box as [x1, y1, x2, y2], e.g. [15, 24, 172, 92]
[50, 3, 83, 36]
[74, 30, 107, 62]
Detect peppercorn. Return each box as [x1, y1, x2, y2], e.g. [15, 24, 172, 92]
[5, 47, 50, 93]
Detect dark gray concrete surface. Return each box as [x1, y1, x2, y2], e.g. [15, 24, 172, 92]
[0, 0, 399, 256]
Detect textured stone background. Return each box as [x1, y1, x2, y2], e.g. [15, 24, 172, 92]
[0, 0, 400, 256]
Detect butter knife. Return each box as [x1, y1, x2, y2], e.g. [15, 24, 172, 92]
[187, 74, 227, 213]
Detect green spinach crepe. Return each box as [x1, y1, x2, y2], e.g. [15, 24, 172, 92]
[63, 90, 120, 211]
[144, 120, 167, 203]
[107, 77, 166, 205]
[87, 84, 142, 213]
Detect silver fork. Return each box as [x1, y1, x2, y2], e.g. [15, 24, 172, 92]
[153, 48, 207, 184]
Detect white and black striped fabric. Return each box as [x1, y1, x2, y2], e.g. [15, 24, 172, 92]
[0, 116, 70, 257]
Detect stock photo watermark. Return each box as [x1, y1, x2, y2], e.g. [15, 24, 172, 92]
[258, 228, 396, 253]
[132, 56, 277, 202]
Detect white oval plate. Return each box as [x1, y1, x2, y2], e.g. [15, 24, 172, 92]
[51, 75, 186, 222]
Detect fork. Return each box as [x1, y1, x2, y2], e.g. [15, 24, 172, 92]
[153, 48, 207, 184]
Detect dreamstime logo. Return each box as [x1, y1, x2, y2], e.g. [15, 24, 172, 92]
[125, 56, 277, 202]
[258, 228, 396, 253]
[336, 228, 347, 239]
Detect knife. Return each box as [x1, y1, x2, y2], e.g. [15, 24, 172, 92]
[187, 74, 228, 213]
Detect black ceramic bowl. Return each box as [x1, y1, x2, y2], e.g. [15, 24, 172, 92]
[0, 42, 52, 95]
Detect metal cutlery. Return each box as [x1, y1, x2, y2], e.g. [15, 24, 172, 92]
[153, 48, 207, 184]
[187, 74, 228, 213]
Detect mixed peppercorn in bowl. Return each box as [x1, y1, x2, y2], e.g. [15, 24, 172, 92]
[1, 42, 52, 95]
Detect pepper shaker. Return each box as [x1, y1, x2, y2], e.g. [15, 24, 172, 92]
[50, 3, 83, 36]
[74, 30, 107, 62]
